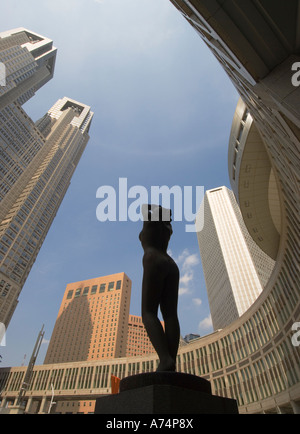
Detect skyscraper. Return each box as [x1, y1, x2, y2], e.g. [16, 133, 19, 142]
[0, 29, 93, 327]
[196, 186, 275, 330]
[169, 0, 300, 262]
[126, 315, 164, 357]
[0, 28, 56, 110]
[44, 273, 132, 364]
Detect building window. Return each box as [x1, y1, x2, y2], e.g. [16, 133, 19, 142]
[116, 280, 121, 290]
[66, 290, 73, 299]
[91, 285, 97, 294]
[99, 284, 106, 293]
[108, 282, 114, 291]
[75, 288, 81, 297]
[83, 287, 89, 296]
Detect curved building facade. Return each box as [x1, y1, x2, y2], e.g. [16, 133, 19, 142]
[228, 98, 282, 260]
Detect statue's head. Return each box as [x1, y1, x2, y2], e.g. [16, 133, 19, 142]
[141, 204, 171, 223]
[139, 204, 173, 250]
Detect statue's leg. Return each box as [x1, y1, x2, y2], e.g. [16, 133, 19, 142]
[141, 260, 174, 371]
[160, 264, 180, 370]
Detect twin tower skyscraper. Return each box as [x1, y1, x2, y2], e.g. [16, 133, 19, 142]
[0, 28, 93, 328]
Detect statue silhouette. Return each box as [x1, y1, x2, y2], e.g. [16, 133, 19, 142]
[139, 204, 180, 372]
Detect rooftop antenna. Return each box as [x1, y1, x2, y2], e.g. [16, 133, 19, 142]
[16, 325, 45, 408]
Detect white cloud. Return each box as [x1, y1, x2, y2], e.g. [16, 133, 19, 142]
[180, 271, 193, 285]
[177, 248, 189, 262]
[182, 253, 199, 270]
[199, 314, 212, 330]
[179, 286, 191, 296]
[175, 249, 200, 297]
[192, 298, 202, 306]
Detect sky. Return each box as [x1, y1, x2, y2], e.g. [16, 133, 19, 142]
[0, 0, 239, 367]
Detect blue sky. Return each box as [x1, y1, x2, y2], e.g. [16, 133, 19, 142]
[1, 0, 239, 367]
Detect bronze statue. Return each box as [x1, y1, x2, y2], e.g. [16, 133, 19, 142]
[139, 204, 180, 372]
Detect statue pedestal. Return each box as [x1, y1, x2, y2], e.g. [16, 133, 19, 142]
[95, 372, 238, 414]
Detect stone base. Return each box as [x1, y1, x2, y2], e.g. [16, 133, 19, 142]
[95, 372, 238, 414]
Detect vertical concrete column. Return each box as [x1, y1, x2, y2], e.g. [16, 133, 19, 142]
[0, 397, 7, 408]
[25, 397, 33, 414]
[38, 396, 48, 414]
[107, 363, 113, 392]
[90, 366, 96, 391]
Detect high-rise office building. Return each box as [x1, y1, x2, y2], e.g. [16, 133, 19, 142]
[0, 28, 56, 110]
[169, 1, 299, 260]
[126, 315, 164, 357]
[196, 186, 275, 330]
[0, 28, 93, 327]
[44, 273, 132, 364]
